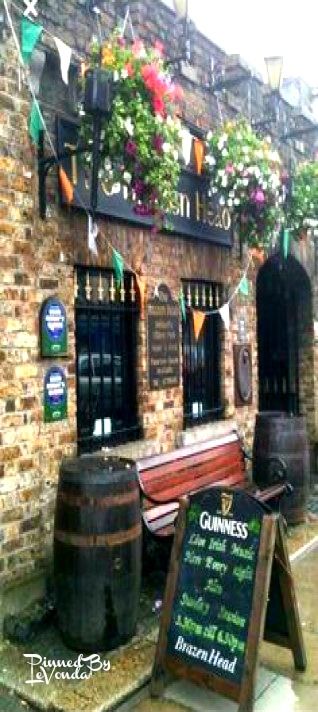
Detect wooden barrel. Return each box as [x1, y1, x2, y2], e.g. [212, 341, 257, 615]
[252, 413, 310, 524]
[54, 455, 142, 651]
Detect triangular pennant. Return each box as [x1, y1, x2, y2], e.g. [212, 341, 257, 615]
[193, 138, 205, 175]
[21, 17, 43, 64]
[219, 303, 230, 330]
[192, 309, 206, 341]
[180, 127, 193, 165]
[249, 247, 265, 264]
[59, 167, 74, 204]
[283, 228, 290, 259]
[88, 214, 98, 256]
[239, 276, 250, 296]
[28, 100, 44, 145]
[112, 248, 124, 286]
[179, 288, 186, 322]
[136, 275, 147, 317]
[54, 37, 72, 85]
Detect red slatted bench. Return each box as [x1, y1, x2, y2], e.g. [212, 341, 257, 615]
[137, 431, 289, 537]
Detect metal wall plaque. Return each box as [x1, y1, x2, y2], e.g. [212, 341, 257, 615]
[44, 366, 68, 422]
[40, 297, 68, 357]
[234, 344, 253, 406]
[147, 284, 180, 390]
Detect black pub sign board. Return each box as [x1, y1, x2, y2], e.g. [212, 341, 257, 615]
[147, 284, 180, 390]
[56, 117, 232, 247]
[152, 488, 306, 711]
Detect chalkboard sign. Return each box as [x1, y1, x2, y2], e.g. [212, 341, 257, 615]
[152, 489, 306, 711]
[44, 366, 68, 423]
[167, 488, 264, 685]
[40, 298, 68, 357]
[147, 284, 180, 390]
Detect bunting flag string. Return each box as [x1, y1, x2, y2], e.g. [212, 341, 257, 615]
[54, 37, 72, 85]
[192, 310, 206, 341]
[88, 215, 99, 256]
[238, 275, 250, 297]
[219, 303, 230, 330]
[21, 16, 42, 64]
[283, 228, 291, 259]
[179, 288, 186, 322]
[28, 99, 44, 144]
[112, 248, 124, 286]
[59, 167, 74, 204]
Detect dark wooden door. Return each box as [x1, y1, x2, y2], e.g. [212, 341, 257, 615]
[257, 261, 299, 415]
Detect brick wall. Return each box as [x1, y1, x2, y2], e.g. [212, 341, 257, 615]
[0, 0, 317, 590]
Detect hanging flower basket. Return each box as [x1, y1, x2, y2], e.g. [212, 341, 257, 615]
[80, 33, 184, 221]
[287, 161, 318, 238]
[205, 119, 284, 249]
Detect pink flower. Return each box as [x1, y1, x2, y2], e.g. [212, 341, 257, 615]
[251, 188, 265, 204]
[153, 134, 164, 153]
[132, 39, 145, 58]
[225, 163, 235, 175]
[125, 139, 137, 156]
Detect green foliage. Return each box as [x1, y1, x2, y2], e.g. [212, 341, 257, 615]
[80, 32, 183, 221]
[287, 161, 318, 238]
[205, 119, 284, 249]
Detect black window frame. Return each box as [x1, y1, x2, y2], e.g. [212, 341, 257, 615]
[182, 279, 224, 428]
[75, 266, 141, 454]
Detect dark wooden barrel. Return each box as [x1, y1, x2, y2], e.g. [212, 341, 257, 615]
[252, 413, 310, 524]
[54, 455, 142, 651]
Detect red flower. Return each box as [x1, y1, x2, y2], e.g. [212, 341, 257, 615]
[152, 96, 165, 116]
[125, 62, 134, 77]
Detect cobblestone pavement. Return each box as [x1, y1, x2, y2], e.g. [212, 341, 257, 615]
[0, 685, 35, 711]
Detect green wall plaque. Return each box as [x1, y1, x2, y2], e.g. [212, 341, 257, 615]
[40, 298, 68, 357]
[44, 366, 67, 423]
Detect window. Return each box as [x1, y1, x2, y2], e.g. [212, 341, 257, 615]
[182, 280, 223, 427]
[75, 267, 141, 453]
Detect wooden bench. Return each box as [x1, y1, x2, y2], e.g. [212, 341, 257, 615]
[137, 431, 289, 537]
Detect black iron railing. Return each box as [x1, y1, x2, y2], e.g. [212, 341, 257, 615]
[75, 267, 141, 453]
[182, 280, 223, 427]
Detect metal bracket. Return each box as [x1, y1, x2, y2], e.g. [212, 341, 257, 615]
[38, 131, 88, 219]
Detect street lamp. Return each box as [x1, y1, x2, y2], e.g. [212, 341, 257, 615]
[264, 56, 283, 92]
[170, 0, 191, 63]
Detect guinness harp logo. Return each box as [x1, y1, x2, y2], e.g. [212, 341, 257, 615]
[221, 492, 233, 517]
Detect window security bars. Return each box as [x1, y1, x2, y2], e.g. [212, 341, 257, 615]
[75, 267, 141, 453]
[182, 280, 224, 427]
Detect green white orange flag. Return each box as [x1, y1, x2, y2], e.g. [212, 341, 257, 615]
[21, 17, 43, 64]
[112, 248, 124, 286]
[192, 309, 206, 341]
[28, 100, 44, 144]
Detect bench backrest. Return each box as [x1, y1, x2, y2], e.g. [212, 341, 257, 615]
[138, 432, 246, 505]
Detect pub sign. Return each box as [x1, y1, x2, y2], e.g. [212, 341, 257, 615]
[40, 297, 68, 357]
